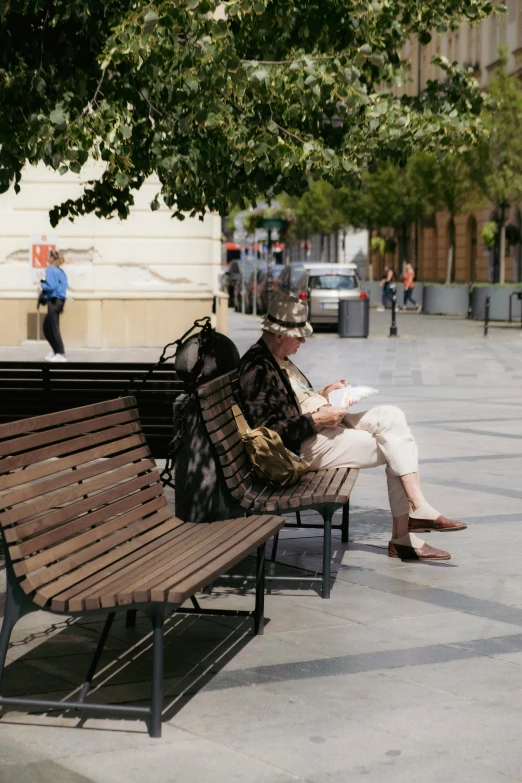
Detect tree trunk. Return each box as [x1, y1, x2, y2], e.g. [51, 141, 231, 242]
[499, 222, 506, 285]
[445, 242, 454, 285]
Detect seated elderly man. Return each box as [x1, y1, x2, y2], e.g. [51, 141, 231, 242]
[238, 293, 466, 561]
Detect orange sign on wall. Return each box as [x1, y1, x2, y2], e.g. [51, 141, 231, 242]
[30, 234, 58, 285]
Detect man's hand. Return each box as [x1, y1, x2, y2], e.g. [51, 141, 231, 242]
[319, 380, 349, 400]
[311, 406, 347, 429]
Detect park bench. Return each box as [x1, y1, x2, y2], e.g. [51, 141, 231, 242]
[0, 361, 184, 460]
[198, 371, 359, 599]
[0, 396, 284, 737]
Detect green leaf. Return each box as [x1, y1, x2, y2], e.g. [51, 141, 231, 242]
[115, 172, 129, 187]
[120, 125, 132, 138]
[253, 69, 269, 82]
[50, 109, 66, 125]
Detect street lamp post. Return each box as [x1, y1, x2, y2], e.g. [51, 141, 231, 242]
[389, 284, 398, 337]
[260, 217, 284, 308]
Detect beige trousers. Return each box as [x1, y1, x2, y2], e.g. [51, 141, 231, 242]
[300, 405, 418, 517]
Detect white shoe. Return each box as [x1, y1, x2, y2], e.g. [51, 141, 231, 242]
[44, 351, 55, 361]
[376, 307, 385, 312]
[49, 353, 67, 362]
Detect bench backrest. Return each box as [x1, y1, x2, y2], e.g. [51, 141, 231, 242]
[198, 371, 262, 506]
[0, 362, 184, 459]
[0, 397, 174, 608]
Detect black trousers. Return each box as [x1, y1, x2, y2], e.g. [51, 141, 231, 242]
[43, 298, 65, 355]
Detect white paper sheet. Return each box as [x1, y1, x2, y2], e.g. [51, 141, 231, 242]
[328, 384, 379, 408]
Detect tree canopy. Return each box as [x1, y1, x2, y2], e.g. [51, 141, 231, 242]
[470, 57, 522, 282]
[0, 0, 498, 225]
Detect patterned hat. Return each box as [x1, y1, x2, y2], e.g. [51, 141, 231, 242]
[260, 293, 313, 338]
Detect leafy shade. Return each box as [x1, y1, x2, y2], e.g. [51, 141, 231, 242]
[470, 57, 522, 282]
[0, 0, 498, 225]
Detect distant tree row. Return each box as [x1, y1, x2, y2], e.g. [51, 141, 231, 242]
[278, 57, 522, 284]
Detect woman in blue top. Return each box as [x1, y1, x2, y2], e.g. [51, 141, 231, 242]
[40, 249, 68, 362]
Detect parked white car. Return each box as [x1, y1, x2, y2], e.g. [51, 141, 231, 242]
[278, 262, 366, 325]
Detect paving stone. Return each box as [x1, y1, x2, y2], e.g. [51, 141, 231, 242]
[1, 311, 522, 781]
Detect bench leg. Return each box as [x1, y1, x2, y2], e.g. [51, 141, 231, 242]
[342, 500, 350, 544]
[125, 610, 137, 628]
[0, 557, 34, 693]
[254, 544, 266, 636]
[149, 609, 165, 738]
[79, 612, 115, 703]
[321, 507, 334, 600]
[296, 511, 302, 526]
[270, 532, 279, 566]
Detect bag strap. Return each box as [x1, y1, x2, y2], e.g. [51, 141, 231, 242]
[124, 316, 212, 397]
[231, 403, 250, 436]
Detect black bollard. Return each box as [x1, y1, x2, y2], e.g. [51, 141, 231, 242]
[389, 284, 398, 338]
[484, 294, 490, 337]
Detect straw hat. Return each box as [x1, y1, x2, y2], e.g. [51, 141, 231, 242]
[260, 293, 313, 338]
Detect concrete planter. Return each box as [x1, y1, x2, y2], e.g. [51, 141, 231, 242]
[362, 281, 424, 308]
[422, 285, 469, 316]
[470, 286, 522, 321]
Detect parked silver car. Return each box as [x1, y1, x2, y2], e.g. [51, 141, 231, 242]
[278, 262, 364, 325]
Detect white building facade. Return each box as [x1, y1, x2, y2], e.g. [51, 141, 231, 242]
[0, 164, 226, 347]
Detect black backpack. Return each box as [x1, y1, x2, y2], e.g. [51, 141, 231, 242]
[163, 318, 241, 523]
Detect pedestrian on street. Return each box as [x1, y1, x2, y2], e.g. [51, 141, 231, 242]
[40, 249, 68, 362]
[377, 265, 394, 312]
[238, 294, 467, 562]
[400, 262, 421, 311]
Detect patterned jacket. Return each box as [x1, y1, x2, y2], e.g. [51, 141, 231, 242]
[238, 338, 317, 455]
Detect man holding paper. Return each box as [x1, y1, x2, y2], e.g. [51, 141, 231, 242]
[238, 293, 466, 562]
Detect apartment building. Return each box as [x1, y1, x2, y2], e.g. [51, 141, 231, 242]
[389, 1, 522, 284]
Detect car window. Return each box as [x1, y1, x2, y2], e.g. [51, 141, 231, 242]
[309, 275, 358, 290]
[278, 268, 290, 292]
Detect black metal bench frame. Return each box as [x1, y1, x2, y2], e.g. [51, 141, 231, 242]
[0, 540, 268, 738]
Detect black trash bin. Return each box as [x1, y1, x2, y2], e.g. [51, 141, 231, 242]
[338, 297, 370, 338]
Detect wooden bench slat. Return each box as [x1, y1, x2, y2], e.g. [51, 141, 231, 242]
[0, 421, 142, 474]
[55, 520, 209, 611]
[2, 453, 155, 517]
[204, 407, 237, 434]
[335, 470, 359, 504]
[46, 517, 190, 610]
[26, 507, 178, 599]
[322, 468, 351, 503]
[0, 397, 136, 441]
[0, 408, 139, 459]
[131, 516, 268, 604]
[166, 515, 283, 605]
[6, 470, 163, 546]
[14, 494, 168, 577]
[112, 516, 257, 606]
[0, 435, 147, 493]
[8, 483, 166, 560]
[197, 372, 237, 400]
[309, 469, 339, 505]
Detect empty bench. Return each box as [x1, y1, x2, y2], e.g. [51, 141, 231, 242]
[0, 397, 284, 737]
[198, 371, 359, 599]
[0, 362, 183, 459]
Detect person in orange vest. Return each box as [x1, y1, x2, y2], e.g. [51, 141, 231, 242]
[400, 262, 421, 311]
